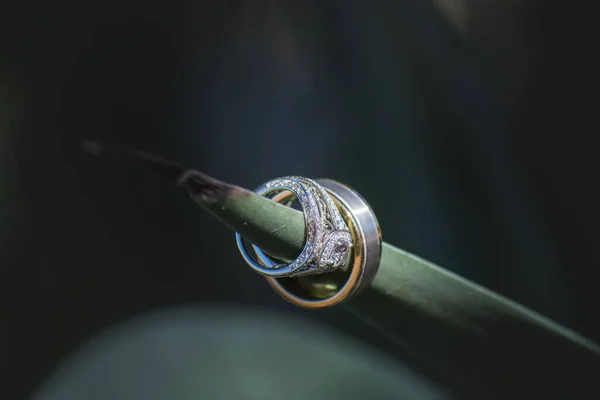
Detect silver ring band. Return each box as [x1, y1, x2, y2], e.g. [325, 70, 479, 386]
[235, 176, 353, 278]
[319, 179, 382, 295]
[265, 179, 382, 308]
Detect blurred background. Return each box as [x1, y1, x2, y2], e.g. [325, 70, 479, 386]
[1, 0, 598, 398]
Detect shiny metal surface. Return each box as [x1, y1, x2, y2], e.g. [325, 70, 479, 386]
[319, 179, 382, 295]
[266, 179, 382, 308]
[236, 176, 352, 278]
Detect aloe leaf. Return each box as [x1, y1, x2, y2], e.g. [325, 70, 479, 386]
[87, 142, 600, 397]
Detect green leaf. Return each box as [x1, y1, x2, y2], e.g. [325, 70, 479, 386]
[87, 142, 600, 397]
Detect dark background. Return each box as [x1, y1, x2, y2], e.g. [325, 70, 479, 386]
[1, 1, 599, 398]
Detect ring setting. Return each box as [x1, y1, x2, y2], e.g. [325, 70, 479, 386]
[235, 176, 382, 308]
[235, 176, 353, 278]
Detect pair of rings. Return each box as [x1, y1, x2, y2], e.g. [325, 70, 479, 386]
[236, 176, 382, 308]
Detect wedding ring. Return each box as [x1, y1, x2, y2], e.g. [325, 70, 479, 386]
[235, 175, 382, 308]
[265, 179, 382, 308]
[235, 176, 353, 278]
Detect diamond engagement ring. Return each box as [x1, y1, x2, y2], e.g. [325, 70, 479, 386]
[235, 176, 353, 278]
